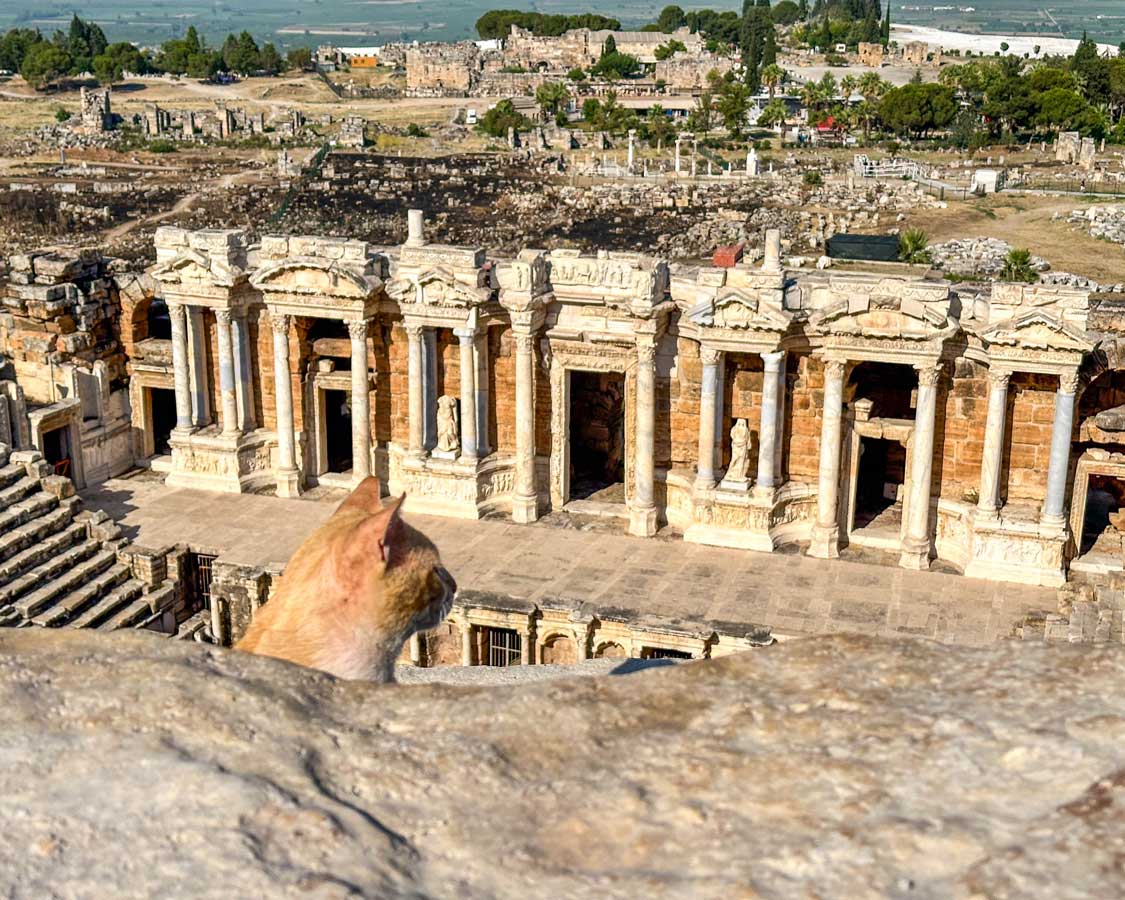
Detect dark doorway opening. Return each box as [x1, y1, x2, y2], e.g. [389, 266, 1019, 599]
[569, 370, 625, 502]
[147, 299, 172, 341]
[1080, 474, 1125, 557]
[324, 389, 353, 474]
[41, 426, 72, 478]
[854, 437, 906, 530]
[184, 551, 216, 617]
[641, 647, 693, 660]
[150, 388, 177, 455]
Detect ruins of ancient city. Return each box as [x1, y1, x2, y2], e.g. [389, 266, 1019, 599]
[6, 3, 1125, 894]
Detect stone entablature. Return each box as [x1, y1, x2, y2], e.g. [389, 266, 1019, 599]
[114, 219, 1125, 591]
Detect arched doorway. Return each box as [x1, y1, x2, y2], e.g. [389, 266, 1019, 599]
[1069, 369, 1125, 575]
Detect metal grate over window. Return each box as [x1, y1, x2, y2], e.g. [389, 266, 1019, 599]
[643, 647, 693, 660]
[484, 627, 522, 667]
[185, 552, 217, 616]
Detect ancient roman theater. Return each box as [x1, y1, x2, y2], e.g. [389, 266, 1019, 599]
[1, 218, 1121, 658]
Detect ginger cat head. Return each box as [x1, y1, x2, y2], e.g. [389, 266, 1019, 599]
[236, 478, 456, 681]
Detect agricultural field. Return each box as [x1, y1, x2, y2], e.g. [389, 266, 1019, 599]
[2, 0, 1121, 53]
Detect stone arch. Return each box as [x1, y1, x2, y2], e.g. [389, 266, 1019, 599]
[540, 633, 577, 665]
[594, 641, 627, 659]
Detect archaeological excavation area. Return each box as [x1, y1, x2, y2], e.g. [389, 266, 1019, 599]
[2, 215, 1125, 657]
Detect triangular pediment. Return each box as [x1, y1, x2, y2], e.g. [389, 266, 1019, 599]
[151, 251, 240, 288]
[688, 288, 791, 332]
[249, 259, 376, 298]
[387, 268, 490, 308]
[982, 309, 1094, 351]
[810, 296, 950, 339]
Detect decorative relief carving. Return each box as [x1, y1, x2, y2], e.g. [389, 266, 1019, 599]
[1059, 369, 1081, 394]
[915, 363, 942, 387]
[987, 368, 1012, 388]
[268, 313, 291, 337]
[215, 309, 233, 327]
[700, 346, 723, 366]
[823, 359, 847, 380]
[347, 319, 369, 341]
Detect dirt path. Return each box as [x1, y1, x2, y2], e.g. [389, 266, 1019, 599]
[908, 194, 1125, 284]
[106, 190, 200, 241]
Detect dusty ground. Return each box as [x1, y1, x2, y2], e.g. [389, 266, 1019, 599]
[907, 193, 1125, 284]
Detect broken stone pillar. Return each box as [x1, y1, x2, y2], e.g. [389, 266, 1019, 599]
[762, 229, 782, 273]
[809, 359, 846, 559]
[747, 147, 759, 176]
[627, 129, 636, 170]
[629, 339, 658, 538]
[406, 209, 425, 247]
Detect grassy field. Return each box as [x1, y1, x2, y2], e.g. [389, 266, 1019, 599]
[3, 0, 1121, 53]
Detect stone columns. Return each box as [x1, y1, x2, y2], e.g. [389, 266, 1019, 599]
[422, 329, 438, 451]
[511, 330, 538, 524]
[900, 363, 942, 570]
[630, 340, 658, 538]
[808, 358, 846, 559]
[627, 129, 636, 170]
[231, 310, 256, 432]
[474, 330, 491, 458]
[348, 319, 372, 481]
[167, 302, 193, 432]
[461, 622, 474, 666]
[1042, 369, 1079, 529]
[696, 346, 722, 488]
[763, 228, 782, 273]
[755, 351, 786, 496]
[186, 306, 210, 427]
[976, 368, 1011, 519]
[454, 327, 478, 464]
[270, 314, 300, 498]
[574, 628, 589, 661]
[674, 137, 682, 174]
[215, 309, 239, 435]
[773, 354, 787, 482]
[405, 323, 425, 458]
[406, 208, 425, 246]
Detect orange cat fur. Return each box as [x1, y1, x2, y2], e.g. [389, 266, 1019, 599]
[236, 477, 456, 681]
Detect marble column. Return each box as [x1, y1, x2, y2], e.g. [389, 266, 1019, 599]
[900, 363, 942, 570]
[773, 353, 787, 484]
[461, 622, 474, 666]
[215, 309, 239, 436]
[167, 302, 193, 431]
[270, 314, 300, 498]
[409, 633, 422, 666]
[1042, 369, 1079, 529]
[574, 628, 589, 661]
[348, 319, 372, 481]
[808, 358, 846, 559]
[186, 306, 210, 427]
[630, 340, 658, 538]
[976, 368, 1011, 519]
[405, 324, 425, 458]
[696, 346, 722, 488]
[511, 330, 538, 524]
[454, 326, 478, 464]
[231, 310, 256, 432]
[474, 330, 491, 457]
[755, 350, 785, 496]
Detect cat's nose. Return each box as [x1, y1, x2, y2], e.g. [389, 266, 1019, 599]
[436, 566, 457, 600]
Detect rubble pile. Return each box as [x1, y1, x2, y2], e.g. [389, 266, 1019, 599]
[1066, 205, 1125, 248]
[929, 237, 1050, 277]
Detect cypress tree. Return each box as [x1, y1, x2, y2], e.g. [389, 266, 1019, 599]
[881, 6, 890, 45]
[763, 24, 777, 67]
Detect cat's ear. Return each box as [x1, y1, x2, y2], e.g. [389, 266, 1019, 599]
[337, 476, 384, 514]
[354, 494, 406, 566]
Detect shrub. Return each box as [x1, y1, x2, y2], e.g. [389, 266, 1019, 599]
[54, 108, 71, 123]
[406, 123, 428, 137]
[1000, 247, 1037, 283]
[898, 228, 931, 264]
[148, 139, 177, 153]
[803, 170, 823, 186]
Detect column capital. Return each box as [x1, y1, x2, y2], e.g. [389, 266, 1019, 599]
[700, 345, 722, 366]
[453, 325, 479, 341]
[167, 301, 186, 325]
[403, 322, 425, 340]
[1059, 369, 1080, 395]
[637, 341, 657, 365]
[347, 319, 369, 341]
[268, 313, 290, 336]
[761, 349, 785, 371]
[987, 367, 1012, 388]
[823, 358, 847, 380]
[215, 308, 233, 327]
[915, 362, 943, 387]
[512, 331, 536, 354]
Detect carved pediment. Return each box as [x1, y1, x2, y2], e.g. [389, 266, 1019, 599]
[387, 268, 491, 308]
[249, 259, 378, 298]
[688, 287, 791, 332]
[151, 250, 242, 288]
[981, 309, 1094, 352]
[810, 295, 951, 340]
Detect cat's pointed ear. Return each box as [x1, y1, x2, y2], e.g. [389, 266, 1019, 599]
[337, 476, 384, 514]
[356, 493, 406, 565]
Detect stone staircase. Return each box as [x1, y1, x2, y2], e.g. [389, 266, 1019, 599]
[0, 446, 176, 632]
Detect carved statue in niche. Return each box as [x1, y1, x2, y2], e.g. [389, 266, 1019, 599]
[721, 418, 751, 490]
[435, 395, 460, 457]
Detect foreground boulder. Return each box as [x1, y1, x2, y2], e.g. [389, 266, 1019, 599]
[1, 630, 1123, 898]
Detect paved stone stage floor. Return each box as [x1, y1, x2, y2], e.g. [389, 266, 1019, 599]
[83, 471, 1057, 646]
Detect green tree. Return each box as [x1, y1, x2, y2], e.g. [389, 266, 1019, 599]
[758, 98, 789, 128]
[1000, 248, 1037, 283]
[647, 104, 676, 146]
[287, 46, 312, 71]
[1072, 31, 1109, 105]
[716, 78, 752, 138]
[258, 42, 282, 75]
[879, 83, 957, 137]
[654, 39, 686, 61]
[1034, 87, 1104, 136]
[656, 5, 688, 32]
[0, 28, 41, 73]
[222, 31, 260, 75]
[20, 42, 71, 89]
[534, 81, 570, 119]
[476, 98, 530, 137]
[771, 1, 801, 25]
[65, 15, 107, 75]
[592, 51, 640, 80]
[761, 63, 785, 99]
[93, 42, 146, 84]
[898, 228, 931, 264]
[687, 90, 716, 132]
[881, 4, 891, 45]
[567, 67, 585, 81]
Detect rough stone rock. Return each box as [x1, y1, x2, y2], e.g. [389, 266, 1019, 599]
[3, 629, 1125, 898]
